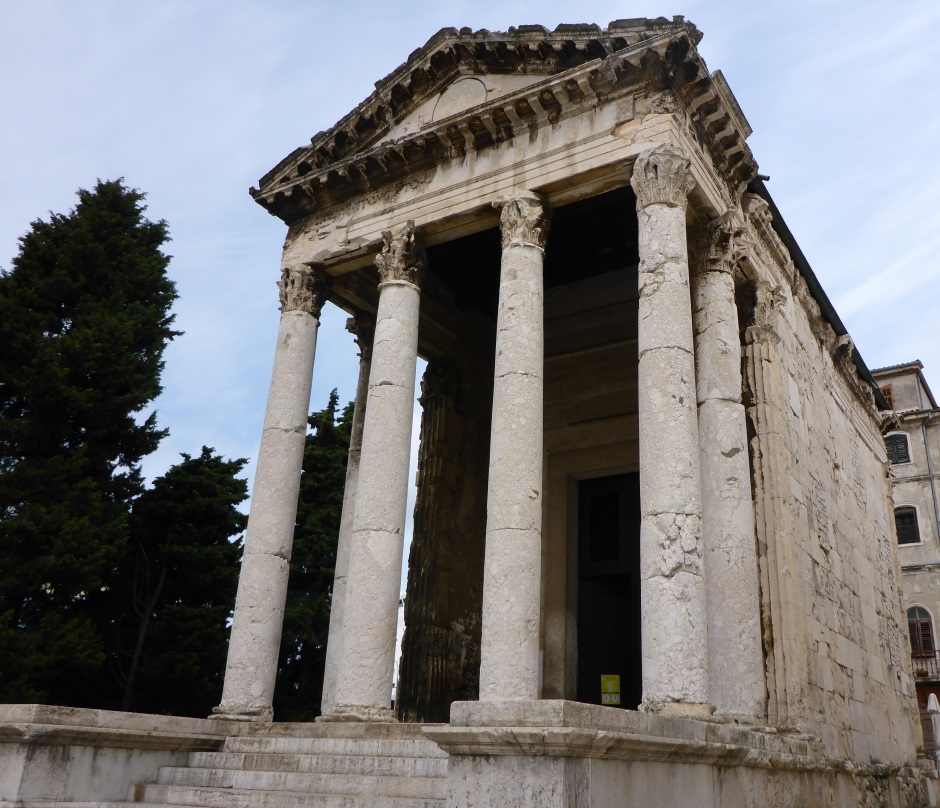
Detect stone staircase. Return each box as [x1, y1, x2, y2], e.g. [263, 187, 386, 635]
[123, 722, 447, 808]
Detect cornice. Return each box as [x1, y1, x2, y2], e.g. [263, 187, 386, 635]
[252, 20, 757, 224]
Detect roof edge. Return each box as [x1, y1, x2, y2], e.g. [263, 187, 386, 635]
[747, 177, 889, 412]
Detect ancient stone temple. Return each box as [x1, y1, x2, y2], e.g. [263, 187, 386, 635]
[2, 16, 938, 808]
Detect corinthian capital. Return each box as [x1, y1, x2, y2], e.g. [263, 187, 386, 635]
[346, 311, 376, 362]
[631, 144, 696, 210]
[278, 265, 328, 316]
[497, 193, 551, 250]
[375, 221, 426, 286]
[702, 220, 743, 275]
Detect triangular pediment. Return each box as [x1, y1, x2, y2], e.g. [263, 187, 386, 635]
[252, 17, 755, 223]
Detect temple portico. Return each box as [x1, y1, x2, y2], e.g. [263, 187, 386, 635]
[216, 128, 768, 724]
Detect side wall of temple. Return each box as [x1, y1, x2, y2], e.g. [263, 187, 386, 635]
[741, 195, 919, 763]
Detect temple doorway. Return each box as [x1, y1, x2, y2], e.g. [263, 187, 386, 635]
[576, 473, 642, 709]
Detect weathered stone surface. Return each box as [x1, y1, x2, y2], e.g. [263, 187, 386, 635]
[320, 312, 374, 717]
[0, 705, 229, 803]
[328, 225, 425, 719]
[478, 193, 549, 702]
[215, 272, 325, 721]
[631, 145, 709, 711]
[692, 221, 764, 719]
[432, 701, 937, 808]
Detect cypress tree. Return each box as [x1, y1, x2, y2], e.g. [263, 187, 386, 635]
[0, 179, 178, 704]
[112, 447, 247, 716]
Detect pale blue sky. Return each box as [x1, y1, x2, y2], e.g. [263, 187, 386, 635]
[2, 0, 938, 511]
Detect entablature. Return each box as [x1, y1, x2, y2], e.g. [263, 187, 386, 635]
[253, 20, 756, 224]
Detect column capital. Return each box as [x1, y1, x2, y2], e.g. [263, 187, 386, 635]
[496, 193, 551, 251]
[631, 144, 696, 210]
[701, 220, 744, 275]
[346, 311, 376, 361]
[744, 281, 786, 346]
[375, 221, 426, 286]
[419, 359, 458, 407]
[278, 265, 329, 316]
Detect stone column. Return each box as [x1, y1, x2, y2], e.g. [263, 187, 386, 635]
[320, 312, 374, 716]
[693, 222, 764, 718]
[214, 265, 328, 722]
[478, 193, 551, 701]
[630, 145, 709, 716]
[327, 222, 425, 720]
[744, 279, 807, 729]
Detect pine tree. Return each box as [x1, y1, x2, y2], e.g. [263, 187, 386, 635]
[274, 390, 353, 721]
[0, 180, 178, 704]
[111, 447, 247, 716]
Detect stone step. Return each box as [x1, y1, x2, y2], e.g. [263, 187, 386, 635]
[220, 736, 446, 757]
[236, 722, 437, 741]
[156, 766, 445, 800]
[188, 750, 448, 777]
[133, 784, 443, 808]
[3, 803, 188, 808]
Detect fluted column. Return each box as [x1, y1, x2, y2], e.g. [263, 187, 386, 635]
[478, 193, 550, 701]
[693, 222, 764, 718]
[320, 312, 374, 716]
[744, 279, 806, 728]
[631, 145, 709, 716]
[327, 222, 424, 720]
[214, 265, 328, 721]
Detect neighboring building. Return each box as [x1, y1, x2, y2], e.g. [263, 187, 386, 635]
[874, 361, 940, 747]
[3, 18, 938, 807]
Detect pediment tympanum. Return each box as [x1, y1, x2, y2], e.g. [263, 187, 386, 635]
[251, 17, 755, 224]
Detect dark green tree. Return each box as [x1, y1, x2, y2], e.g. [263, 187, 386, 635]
[111, 447, 247, 716]
[274, 390, 353, 721]
[0, 179, 178, 704]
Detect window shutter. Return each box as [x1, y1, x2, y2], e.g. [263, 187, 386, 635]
[886, 434, 910, 465]
[909, 608, 935, 657]
[896, 508, 920, 544]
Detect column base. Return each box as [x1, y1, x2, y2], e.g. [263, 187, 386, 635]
[640, 700, 713, 720]
[209, 704, 273, 723]
[317, 705, 397, 723]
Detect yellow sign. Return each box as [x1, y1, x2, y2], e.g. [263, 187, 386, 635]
[600, 674, 621, 706]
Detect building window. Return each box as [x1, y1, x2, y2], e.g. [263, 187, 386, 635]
[885, 432, 911, 464]
[909, 606, 936, 658]
[881, 385, 895, 409]
[896, 507, 920, 544]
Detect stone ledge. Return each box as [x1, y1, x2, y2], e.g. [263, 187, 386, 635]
[432, 700, 930, 778]
[0, 705, 230, 752]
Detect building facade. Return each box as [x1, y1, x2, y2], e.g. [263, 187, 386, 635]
[874, 362, 940, 748]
